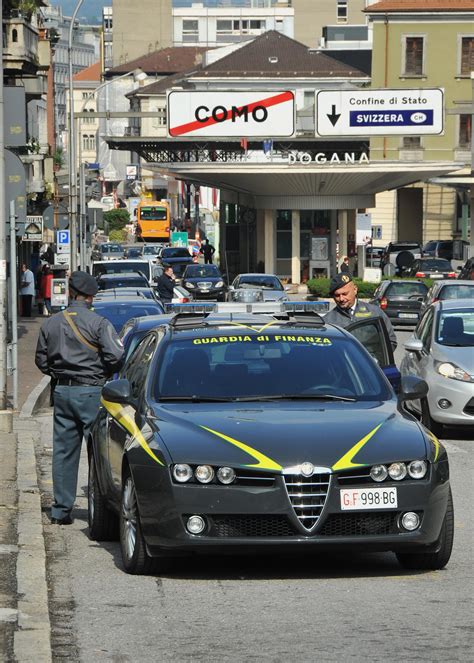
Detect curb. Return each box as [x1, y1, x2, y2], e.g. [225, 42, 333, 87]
[14, 379, 52, 662]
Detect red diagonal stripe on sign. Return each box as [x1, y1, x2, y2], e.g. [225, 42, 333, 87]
[170, 91, 294, 137]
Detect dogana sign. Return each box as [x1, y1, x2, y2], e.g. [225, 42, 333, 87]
[167, 90, 295, 138]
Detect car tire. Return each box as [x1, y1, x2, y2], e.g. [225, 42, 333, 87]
[120, 469, 156, 575]
[421, 398, 444, 438]
[88, 452, 119, 541]
[396, 488, 454, 571]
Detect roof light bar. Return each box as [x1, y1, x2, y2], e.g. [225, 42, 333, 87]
[165, 301, 330, 315]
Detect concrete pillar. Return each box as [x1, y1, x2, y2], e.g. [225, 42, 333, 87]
[330, 210, 338, 276]
[256, 208, 265, 269]
[264, 208, 275, 274]
[291, 210, 300, 284]
[338, 210, 348, 267]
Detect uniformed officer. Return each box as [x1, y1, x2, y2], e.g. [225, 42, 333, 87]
[35, 271, 124, 524]
[325, 272, 397, 350]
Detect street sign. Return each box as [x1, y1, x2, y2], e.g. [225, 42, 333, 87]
[316, 88, 444, 136]
[126, 164, 139, 181]
[55, 254, 70, 266]
[168, 90, 295, 138]
[23, 216, 43, 242]
[356, 213, 372, 246]
[171, 231, 188, 247]
[57, 229, 70, 254]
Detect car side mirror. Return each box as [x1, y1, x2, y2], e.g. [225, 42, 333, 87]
[398, 375, 428, 402]
[228, 285, 234, 291]
[101, 379, 136, 407]
[284, 284, 292, 291]
[404, 338, 424, 355]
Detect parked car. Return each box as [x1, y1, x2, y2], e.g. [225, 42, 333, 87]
[97, 272, 150, 291]
[142, 243, 167, 260]
[422, 240, 469, 261]
[420, 280, 474, 316]
[182, 264, 227, 301]
[158, 247, 194, 278]
[92, 259, 161, 287]
[91, 243, 124, 262]
[406, 258, 456, 280]
[401, 299, 474, 436]
[458, 257, 474, 281]
[380, 242, 422, 276]
[371, 279, 428, 326]
[93, 297, 165, 332]
[228, 273, 290, 302]
[94, 287, 160, 302]
[123, 246, 143, 259]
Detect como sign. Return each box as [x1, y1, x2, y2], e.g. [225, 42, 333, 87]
[167, 90, 295, 138]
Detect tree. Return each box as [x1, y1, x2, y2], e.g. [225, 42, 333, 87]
[108, 228, 128, 243]
[103, 209, 130, 231]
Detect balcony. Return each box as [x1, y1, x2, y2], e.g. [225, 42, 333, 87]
[3, 17, 39, 75]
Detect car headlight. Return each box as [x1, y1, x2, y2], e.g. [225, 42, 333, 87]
[173, 464, 193, 482]
[215, 281, 224, 288]
[388, 462, 407, 481]
[185, 282, 195, 289]
[217, 466, 236, 484]
[435, 361, 473, 383]
[407, 460, 428, 479]
[195, 465, 214, 483]
[370, 464, 388, 482]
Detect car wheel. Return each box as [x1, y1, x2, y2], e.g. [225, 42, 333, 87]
[88, 451, 119, 541]
[120, 469, 156, 574]
[396, 489, 454, 571]
[421, 398, 444, 438]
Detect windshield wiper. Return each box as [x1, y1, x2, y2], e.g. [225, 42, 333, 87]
[158, 396, 235, 402]
[233, 394, 357, 402]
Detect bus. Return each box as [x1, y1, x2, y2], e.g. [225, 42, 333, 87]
[135, 200, 170, 242]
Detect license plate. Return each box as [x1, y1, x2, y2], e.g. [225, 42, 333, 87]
[340, 487, 397, 510]
[431, 274, 443, 279]
[398, 313, 418, 319]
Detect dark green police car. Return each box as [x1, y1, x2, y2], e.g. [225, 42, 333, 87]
[87, 307, 453, 574]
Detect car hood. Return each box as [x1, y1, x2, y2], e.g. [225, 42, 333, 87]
[433, 343, 474, 372]
[162, 256, 193, 264]
[152, 401, 428, 470]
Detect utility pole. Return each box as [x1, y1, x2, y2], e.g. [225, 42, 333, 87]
[0, 1, 12, 425]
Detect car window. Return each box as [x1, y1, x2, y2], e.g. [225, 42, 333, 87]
[162, 248, 191, 258]
[346, 320, 387, 367]
[439, 284, 474, 300]
[436, 309, 474, 347]
[121, 334, 159, 398]
[418, 309, 434, 351]
[386, 282, 427, 297]
[420, 259, 452, 270]
[238, 276, 283, 290]
[184, 265, 220, 278]
[155, 334, 392, 401]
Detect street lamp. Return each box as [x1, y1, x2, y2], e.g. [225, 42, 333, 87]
[76, 68, 147, 269]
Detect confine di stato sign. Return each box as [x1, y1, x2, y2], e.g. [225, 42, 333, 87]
[167, 90, 295, 138]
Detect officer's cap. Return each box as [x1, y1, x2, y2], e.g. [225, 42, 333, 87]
[329, 272, 354, 295]
[69, 271, 98, 296]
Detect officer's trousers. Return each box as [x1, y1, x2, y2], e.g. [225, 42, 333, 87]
[52, 385, 102, 519]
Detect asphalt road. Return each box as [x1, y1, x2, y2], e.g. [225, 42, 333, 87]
[34, 328, 474, 662]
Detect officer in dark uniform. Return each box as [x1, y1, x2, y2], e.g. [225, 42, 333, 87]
[156, 264, 175, 303]
[35, 271, 124, 524]
[325, 272, 397, 350]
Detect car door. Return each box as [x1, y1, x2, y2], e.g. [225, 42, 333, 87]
[107, 334, 159, 492]
[346, 317, 400, 390]
[402, 308, 435, 414]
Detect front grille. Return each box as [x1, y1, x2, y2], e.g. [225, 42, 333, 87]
[197, 282, 213, 289]
[211, 515, 294, 537]
[284, 472, 330, 530]
[319, 513, 398, 536]
[463, 397, 474, 416]
[337, 468, 373, 485]
[235, 470, 275, 487]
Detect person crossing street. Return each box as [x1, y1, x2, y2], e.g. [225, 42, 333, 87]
[35, 271, 124, 525]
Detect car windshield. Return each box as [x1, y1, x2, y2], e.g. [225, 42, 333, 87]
[143, 245, 162, 255]
[139, 206, 167, 220]
[125, 249, 142, 257]
[420, 259, 452, 270]
[162, 248, 191, 258]
[386, 282, 427, 297]
[436, 309, 474, 347]
[95, 303, 163, 331]
[390, 243, 420, 252]
[102, 245, 123, 254]
[439, 284, 474, 300]
[93, 261, 150, 280]
[155, 334, 391, 401]
[423, 242, 437, 252]
[184, 265, 220, 278]
[99, 277, 148, 290]
[238, 276, 283, 290]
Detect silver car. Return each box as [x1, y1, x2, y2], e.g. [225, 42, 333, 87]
[419, 279, 474, 316]
[401, 299, 474, 436]
[228, 273, 290, 302]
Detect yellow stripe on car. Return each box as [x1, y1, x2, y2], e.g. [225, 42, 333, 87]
[332, 423, 384, 471]
[101, 398, 164, 465]
[200, 425, 282, 471]
[226, 320, 279, 334]
[426, 430, 440, 462]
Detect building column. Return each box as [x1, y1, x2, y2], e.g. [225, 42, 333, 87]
[264, 208, 275, 274]
[338, 210, 348, 267]
[330, 210, 338, 276]
[291, 209, 300, 284]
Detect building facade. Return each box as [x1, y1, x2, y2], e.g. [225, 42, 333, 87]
[112, 0, 173, 66]
[292, 0, 370, 48]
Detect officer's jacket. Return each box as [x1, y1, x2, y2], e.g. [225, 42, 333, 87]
[325, 300, 397, 350]
[35, 300, 124, 384]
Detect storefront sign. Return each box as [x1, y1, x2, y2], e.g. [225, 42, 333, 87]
[288, 152, 370, 165]
[23, 216, 43, 242]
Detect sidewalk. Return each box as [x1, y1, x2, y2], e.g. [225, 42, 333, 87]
[1, 312, 52, 662]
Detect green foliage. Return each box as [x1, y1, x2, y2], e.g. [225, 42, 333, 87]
[53, 147, 64, 169]
[103, 209, 130, 231]
[108, 228, 128, 243]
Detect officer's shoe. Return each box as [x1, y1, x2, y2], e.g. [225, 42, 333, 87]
[50, 514, 74, 525]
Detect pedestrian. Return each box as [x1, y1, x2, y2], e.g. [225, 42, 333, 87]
[340, 256, 350, 273]
[20, 264, 35, 317]
[41, 264, 54, 316]
[324, 272, 397, 350]
[156, 264, 175, 304]
[35, 271, 124, 525]
[200, 238, 216, 265]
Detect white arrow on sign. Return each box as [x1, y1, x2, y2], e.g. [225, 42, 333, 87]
[316, 88, 444, 137]
[167, 90, 295, 138]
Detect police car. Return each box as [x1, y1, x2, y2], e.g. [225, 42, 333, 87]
[87, 303, 453, 574]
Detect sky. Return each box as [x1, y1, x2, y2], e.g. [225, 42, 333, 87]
[51, 1, 107, 24]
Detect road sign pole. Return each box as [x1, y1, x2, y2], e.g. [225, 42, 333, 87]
[9, 201, 18, 411]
